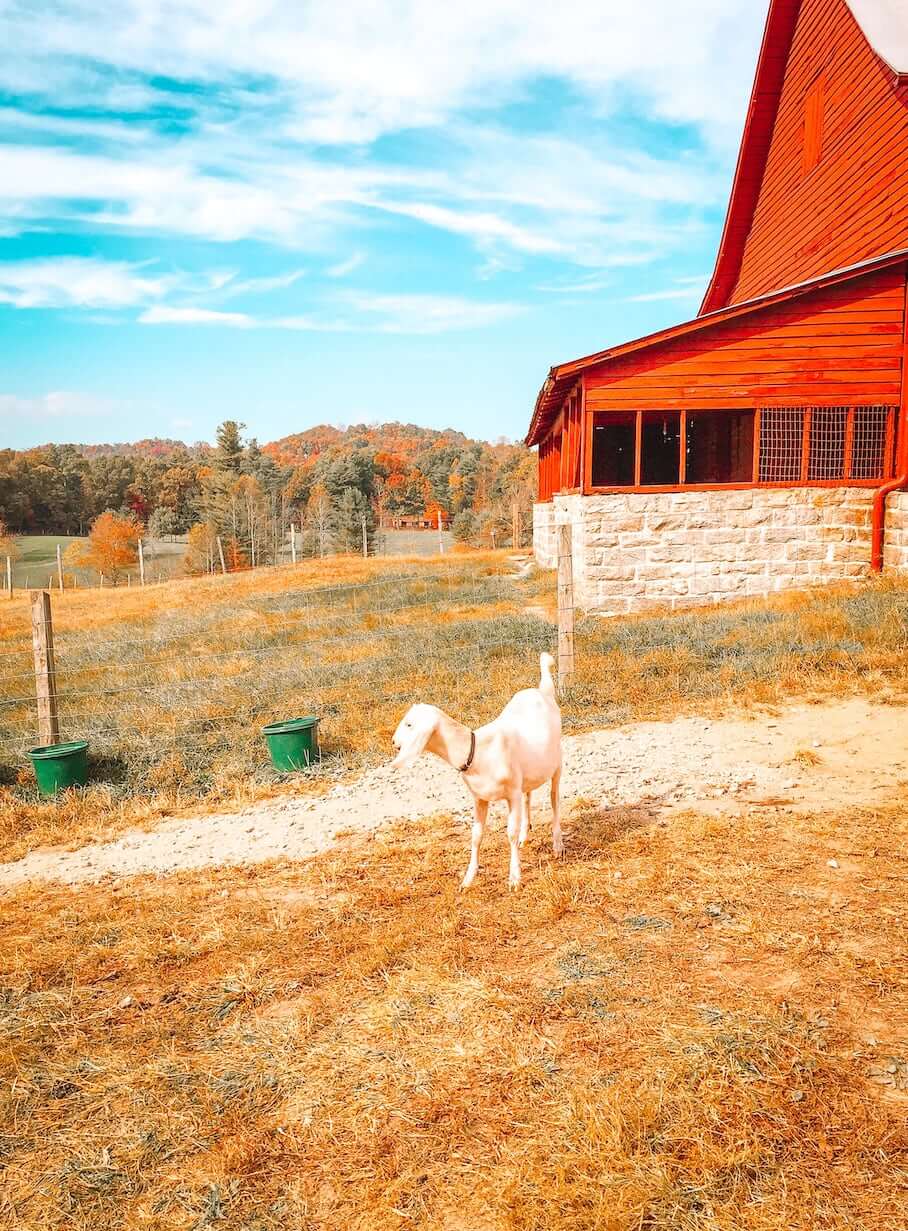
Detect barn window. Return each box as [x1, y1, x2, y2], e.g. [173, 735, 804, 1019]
[591, 413, 636, 487]
[686, 411, 755, 484]
[803, 75, 825, 173]
[641, 412, 681, 485]
[760, 405, 895, 483]
[586, 405, 895, 491]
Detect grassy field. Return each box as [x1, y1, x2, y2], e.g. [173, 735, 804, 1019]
[2, 552, 908, 859]
[8, 536, 186, 589]
[1, 798, 905, 1229]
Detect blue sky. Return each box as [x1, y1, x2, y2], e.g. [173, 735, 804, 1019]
[0, 0, 766, 450]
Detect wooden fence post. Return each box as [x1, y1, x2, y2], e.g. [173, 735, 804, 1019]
[557, 523, 575, 689]
[31, 590, 60, 747]
[138, 540, 146, 586]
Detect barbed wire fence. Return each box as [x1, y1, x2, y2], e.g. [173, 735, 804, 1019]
[0, 551, 575, 792]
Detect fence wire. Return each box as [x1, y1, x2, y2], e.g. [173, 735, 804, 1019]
[0, 564, 557, 789]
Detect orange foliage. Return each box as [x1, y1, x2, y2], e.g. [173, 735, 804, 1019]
[64, 510, 141, 581]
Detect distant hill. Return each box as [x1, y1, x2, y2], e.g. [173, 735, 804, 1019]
[1, 421, 534, 548]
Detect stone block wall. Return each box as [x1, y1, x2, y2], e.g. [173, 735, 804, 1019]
[884, 491, 908, 574]
[534, 488, 884, 614]
[532, 500, 558, 569]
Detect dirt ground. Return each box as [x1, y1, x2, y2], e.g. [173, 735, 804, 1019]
[2, 695, 906, 889]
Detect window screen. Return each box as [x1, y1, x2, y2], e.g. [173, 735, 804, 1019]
[808, 406, 847, 480]
[759, 408, 804, 482]
[851, 406, 890, 479]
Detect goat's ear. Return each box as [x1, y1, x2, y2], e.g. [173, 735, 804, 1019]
[391, 710, 436, 769]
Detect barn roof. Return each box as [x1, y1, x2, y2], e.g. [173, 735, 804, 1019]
[525, 246, 908, 447]
[700, 0, 908, 316]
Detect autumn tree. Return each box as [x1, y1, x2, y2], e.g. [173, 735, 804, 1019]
[305, 483, 333, 557]
[184, 521, 220, 575]
[65, 510, 141, 582]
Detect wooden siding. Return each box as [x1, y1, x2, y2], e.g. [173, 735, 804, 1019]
[583, 267, 905, 413]
[729, 0, 908, 305]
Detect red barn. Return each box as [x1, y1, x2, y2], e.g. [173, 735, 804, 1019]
[528, 0, 908, 612]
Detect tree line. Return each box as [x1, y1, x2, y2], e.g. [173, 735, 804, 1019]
[0, 421, 537, 575]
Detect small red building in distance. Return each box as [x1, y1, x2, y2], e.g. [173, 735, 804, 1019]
[528, 0, 908, 613]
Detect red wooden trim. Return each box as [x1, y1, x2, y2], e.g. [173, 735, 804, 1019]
[752, 407, 762, 481]
[843, 405, 856, 480]
[579, 376, 588, 494]
[633, 411, 642, 487]
[679, 410, 688, 485]
[586, 479, 892, 496]
[884, 404, 896, 475]
[800, 407, 812, 482]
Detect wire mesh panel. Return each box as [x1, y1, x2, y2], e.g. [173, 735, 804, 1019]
[758, 408, 804, 482]
[808, 406, 847, 480]
[851, 405, 893, 479]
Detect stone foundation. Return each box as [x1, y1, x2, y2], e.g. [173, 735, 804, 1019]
[532, 500, 558, 569]
[884, 490, 908, 573]
[532, 487, 904, 614]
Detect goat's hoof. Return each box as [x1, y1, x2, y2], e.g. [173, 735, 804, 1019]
[508, 876, 521, 891]
[460, 874, 476, 891]
[553, 839, 564, 857]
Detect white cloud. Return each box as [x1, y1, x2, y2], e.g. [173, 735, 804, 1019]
[0, 2, 763, 151]
[139, 306, 254, 326]
[341, 291, 524, 333]
[378, 201, 565, 256]
[139, 292, 522, 334]
[0, 2, 764, 267]
[626, 275, 707, 302]
[0, 256, 174, 308]
[326, 252, 365, 278]
[0, 391, 113, 419]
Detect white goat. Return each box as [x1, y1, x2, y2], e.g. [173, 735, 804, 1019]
[391, 652, 562, 890]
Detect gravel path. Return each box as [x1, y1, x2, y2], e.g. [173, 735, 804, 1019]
[2, 697, 904, 889]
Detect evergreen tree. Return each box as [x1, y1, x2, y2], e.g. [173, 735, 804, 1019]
[215, 420, 246, 472]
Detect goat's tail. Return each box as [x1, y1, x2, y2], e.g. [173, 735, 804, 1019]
[539, 651, 557, 699]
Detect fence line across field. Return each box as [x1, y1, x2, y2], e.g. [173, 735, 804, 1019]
[0, 546, 577, 761]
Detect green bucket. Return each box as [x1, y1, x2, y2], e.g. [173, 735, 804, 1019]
[27, 740, 89, 796]
[263, 717, 320, 772]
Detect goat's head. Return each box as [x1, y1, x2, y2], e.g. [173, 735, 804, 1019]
[391, 703, 440, 769]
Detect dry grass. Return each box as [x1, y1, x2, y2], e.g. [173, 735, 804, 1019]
[2, 555, 908, 862]
[1, 798, 906, 1229]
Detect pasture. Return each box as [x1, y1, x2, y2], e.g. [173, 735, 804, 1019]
[7, 535, 187, 589]
[3, 552, 908, 860]
[0, 553, 907, 1229]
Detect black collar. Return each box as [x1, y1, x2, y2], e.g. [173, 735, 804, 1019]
[458, 730, 476, 773]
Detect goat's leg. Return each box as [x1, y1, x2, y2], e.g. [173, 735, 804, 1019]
[461, 798, 488, 890]
[507, 795, 524, 890]
[519, 791, 531, 847]
[551, 767, 563, 857]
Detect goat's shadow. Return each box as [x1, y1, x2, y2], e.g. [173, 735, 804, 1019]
[559, 799, 661, 862]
